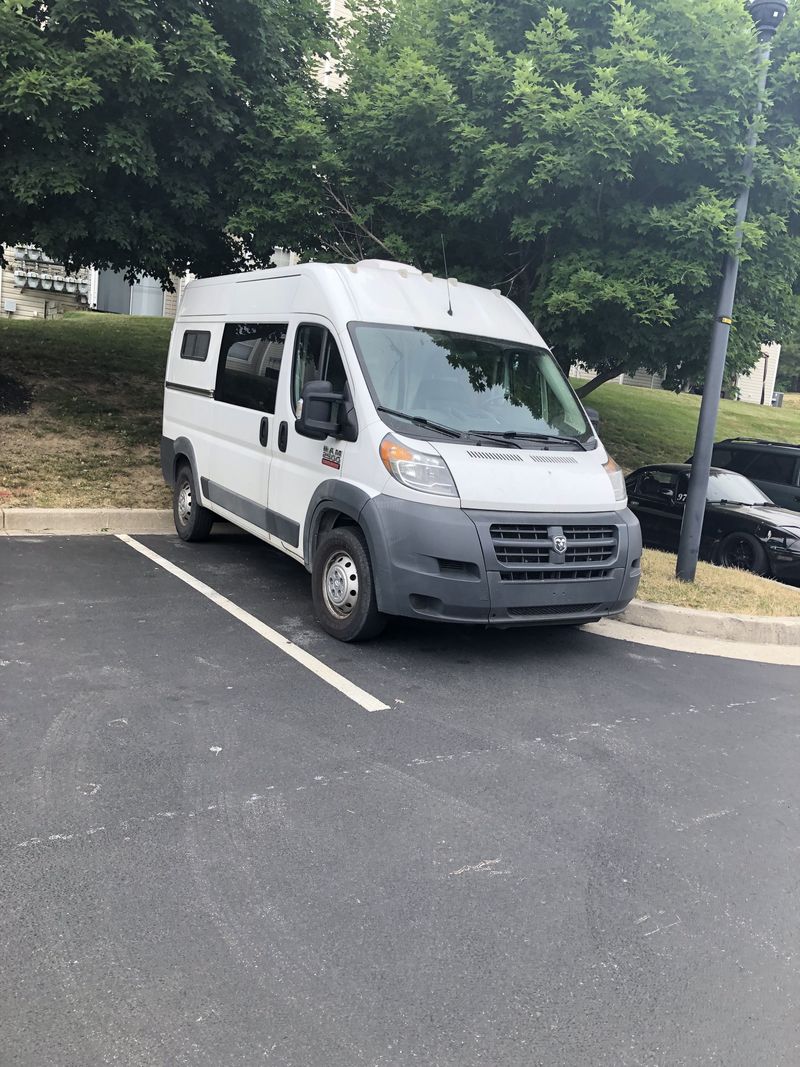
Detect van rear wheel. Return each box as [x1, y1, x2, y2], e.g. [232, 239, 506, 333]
[312, 527, 386, 642]
[173, 463, 214, 542]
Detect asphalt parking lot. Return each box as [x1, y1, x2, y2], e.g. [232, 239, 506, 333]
[1, 531, 799, 1066]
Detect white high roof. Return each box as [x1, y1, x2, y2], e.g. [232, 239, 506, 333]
[178, 260, 546, 348]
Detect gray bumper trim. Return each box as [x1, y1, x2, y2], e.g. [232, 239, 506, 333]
[359, 496, 641, 626]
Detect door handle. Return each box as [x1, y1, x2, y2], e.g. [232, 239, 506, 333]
[278, 421, 288, 453]
[259, 417, 269, 447]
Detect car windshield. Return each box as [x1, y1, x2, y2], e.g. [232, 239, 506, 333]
[348, 323, 592, 445]
[707, 470, 772, 505]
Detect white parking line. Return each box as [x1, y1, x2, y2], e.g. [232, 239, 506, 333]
[116, 534, 390, 712]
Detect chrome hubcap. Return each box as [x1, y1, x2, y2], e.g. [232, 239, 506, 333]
[323, 551, 359, 618]
[177, 482, 192, 525]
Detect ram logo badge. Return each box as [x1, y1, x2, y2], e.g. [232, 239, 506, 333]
[322, 446, 342, 470]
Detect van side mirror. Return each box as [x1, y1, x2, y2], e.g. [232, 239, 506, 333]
[295, 380, 344, 440]
[584, 406, 601, 429]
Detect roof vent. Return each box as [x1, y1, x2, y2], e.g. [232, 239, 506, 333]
[356, 259, 422, 275]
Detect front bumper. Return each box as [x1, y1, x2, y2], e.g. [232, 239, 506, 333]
[361, 495, 641, 626]
[765, 541, 800, 584]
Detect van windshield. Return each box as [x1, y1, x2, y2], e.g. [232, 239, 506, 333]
[349, 323, 592, 446]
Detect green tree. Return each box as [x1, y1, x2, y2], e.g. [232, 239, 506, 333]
[319, 0, 800, 393]
[0, 0, 329, 282]
[775, 337, 800, 392]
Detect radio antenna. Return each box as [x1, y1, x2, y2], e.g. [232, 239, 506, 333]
[441, 235, 454, 316]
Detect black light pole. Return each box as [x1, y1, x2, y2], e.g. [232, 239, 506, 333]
[675, 0, 787, 582]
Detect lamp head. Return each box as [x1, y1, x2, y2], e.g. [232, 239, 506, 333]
[748, 0, 788, 39]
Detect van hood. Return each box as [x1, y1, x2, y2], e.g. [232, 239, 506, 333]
[433, 442, 618, 512]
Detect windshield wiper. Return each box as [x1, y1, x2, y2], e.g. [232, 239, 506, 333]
[376, 405, 463, 439]
[717, 499, 774, 507]
[468, 430, 587, 451]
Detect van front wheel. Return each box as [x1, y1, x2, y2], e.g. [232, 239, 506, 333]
[312, 527, 386, 642]
[173, 463, 214, 542]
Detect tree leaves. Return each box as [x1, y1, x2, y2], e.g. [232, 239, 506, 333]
[319, 0, 800, 389]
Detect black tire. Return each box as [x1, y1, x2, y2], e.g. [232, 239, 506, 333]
[173, 462, 214, 542]
[312, 526, 386, 642]
[717, 531, 769, 576]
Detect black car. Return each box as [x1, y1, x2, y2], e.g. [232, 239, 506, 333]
[626, 463, 800, 581]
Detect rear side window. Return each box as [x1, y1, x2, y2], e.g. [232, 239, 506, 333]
[215, 323, 288, 412]
[712, 447, 757, 476]
[292, 325, 348, 410]
[744, 451, 798, 486]
[180, 330, 210, 362]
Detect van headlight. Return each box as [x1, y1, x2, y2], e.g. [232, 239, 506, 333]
[603, 456, 627, 503]
[379, 434, 458, 497]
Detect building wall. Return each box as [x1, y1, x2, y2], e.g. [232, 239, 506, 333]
[736, 342, 780, 406]
[1, 246, 90, 319]
[320, 0, 352, 89]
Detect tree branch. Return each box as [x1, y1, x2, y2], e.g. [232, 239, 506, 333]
[576, 362, 627, 398]
[322, 180, 396, 260]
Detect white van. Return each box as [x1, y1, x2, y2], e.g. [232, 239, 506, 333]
[161, 260, 641, 640]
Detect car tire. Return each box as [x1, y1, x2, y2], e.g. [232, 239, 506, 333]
[717, 531, 769, 576]
[312, 526, 386, 642]
[173, 462, 214, 542]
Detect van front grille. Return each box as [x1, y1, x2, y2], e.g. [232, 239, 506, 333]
[490, 524, 618, 567]
[499, 568, 611, 582]
[506, 603, 599, 617]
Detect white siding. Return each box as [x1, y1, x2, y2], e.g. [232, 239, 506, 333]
[1, 246, 90, 319]
[622, 368, 665, 389]
[736, 343, 780, 405]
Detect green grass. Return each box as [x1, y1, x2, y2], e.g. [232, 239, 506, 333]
[0, 311, 171, 507]
[2, 311, 799, 509]
[639, 549, 800, 616]
[577, 381, 800, 472]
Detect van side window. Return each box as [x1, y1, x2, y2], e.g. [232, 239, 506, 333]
[215, 323, 288, 413]
[292, 325, 347, 410]
[180, 330, 210, 362]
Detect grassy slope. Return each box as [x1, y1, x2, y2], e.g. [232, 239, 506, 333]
[0, 311, 171, 507]
[578, 382, 800, 472]
[1, 311, 798, 513]
[639, 549, 800, 616]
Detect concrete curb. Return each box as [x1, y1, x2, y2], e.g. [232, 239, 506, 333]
[1, 508, 174, 535]
[3, 508, 799, 647]
[619, 599, 800, 647]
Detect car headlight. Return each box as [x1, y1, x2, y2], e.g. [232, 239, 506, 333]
[379, 433, 458, 497]
[603, 456, 627, 503]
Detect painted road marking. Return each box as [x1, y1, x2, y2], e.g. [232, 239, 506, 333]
[116, 534, 390, 712]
